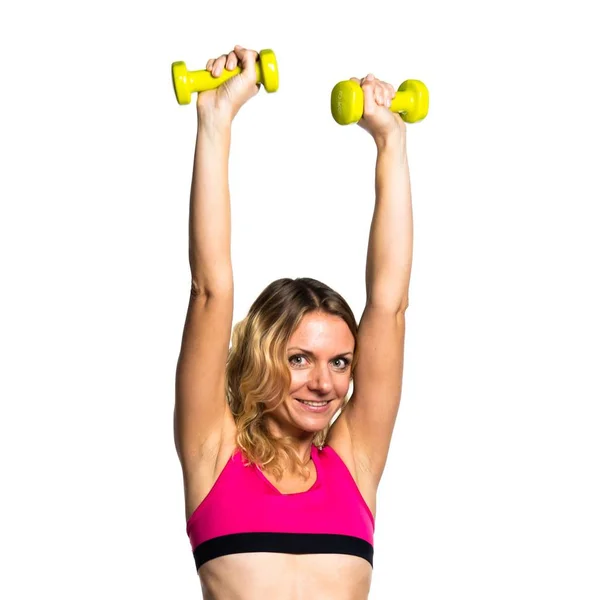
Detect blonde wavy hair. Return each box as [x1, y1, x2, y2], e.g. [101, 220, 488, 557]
[226, 277, 359, 482]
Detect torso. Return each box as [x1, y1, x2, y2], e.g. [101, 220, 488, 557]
[182, 410, 377, 600]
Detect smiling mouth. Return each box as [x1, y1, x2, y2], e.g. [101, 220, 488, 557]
[295, 398, 332, 406]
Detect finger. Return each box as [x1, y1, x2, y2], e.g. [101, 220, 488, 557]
[374, 83, 384, 105]
[361, 78, 377, 115]
[369, 81, 388, 106]
[212, 54, 228, 77]
[206, 58, 215, 70]
[384, 83, 395, 106]
[367, 80, 385, 105]
[361, 73, 375, 85]
[225, 50, 238, 70]
[380, 82, 392, 107]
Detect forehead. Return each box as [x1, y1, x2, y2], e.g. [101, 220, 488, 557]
[288, 313, 354, 349]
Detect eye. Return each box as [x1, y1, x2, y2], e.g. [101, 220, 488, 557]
[333, 358, 350, 370]
[289, 354, 306, 367]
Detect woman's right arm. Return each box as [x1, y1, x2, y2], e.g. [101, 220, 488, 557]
[173, 118, 234, 472]
[173, 46, 260, 472]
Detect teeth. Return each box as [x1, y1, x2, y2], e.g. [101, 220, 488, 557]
[299, 400, 327, 407]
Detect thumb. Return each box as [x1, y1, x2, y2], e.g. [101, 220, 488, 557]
[233, 45, 259, 84]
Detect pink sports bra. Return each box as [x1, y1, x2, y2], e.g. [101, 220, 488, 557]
[186, 443, 375, 570]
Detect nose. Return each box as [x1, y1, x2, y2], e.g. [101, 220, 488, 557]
[307, 363, 333, 393]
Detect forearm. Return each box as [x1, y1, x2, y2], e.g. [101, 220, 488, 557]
[188, 118, 234, 296]
[365, 131, 413, 312]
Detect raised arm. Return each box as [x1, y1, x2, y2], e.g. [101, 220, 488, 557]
[340, 74, 414, 486]
[188, 120, 234, 296]
[173, 118, 234, 469]
[173, 46, 261, 472]
[366, 129, 412, 310]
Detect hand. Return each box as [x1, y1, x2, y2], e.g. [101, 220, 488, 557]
[197, 45, 261, 125]
[350, 73, 406, 144]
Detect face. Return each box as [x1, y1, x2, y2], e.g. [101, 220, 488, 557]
[265, 311, 355, 439]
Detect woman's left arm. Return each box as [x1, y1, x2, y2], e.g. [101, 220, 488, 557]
[340, 75, 414, 487]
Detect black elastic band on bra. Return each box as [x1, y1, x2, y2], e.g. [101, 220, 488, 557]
[193, 532, 374, 570]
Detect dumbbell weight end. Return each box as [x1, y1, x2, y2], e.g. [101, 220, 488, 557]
[390, 79, 429, 123]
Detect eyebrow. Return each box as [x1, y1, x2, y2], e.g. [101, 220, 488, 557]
[288, 347, 354, 358]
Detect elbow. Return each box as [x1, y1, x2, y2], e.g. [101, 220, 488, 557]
[191, 277, 234, 299]
[397, 296, 409, 314]
[365, 294, 409, 314]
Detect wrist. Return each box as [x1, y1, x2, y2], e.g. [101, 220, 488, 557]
[197, 109, 233, 138]
[374, 128, 406, 152]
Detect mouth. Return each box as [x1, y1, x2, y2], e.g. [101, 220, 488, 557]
[294, 398, 332, 411]
[295, 398, 332, 404]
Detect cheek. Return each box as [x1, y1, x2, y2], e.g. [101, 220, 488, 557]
[337, 374, 353, 393]
[336, 379, 351, 395]
[289, 371, 306, 390]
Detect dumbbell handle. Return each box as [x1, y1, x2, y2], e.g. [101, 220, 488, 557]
[178, 63, 263, 93]
[389, 89, 415, 116]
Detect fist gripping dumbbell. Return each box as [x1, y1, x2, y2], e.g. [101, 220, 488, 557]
[171, 48, 279, 105]
[331, 79, 429, 125]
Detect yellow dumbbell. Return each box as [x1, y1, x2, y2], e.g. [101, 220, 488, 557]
[171, 48, 279, 105]
[331, 79, 429, 125]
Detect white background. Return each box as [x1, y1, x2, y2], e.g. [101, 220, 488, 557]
[1, 0, 599, 598]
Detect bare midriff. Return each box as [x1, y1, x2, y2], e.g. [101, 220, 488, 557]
[197, 552, 373, 600]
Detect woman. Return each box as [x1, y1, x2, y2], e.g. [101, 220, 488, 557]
[174, 45, 413, 600]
